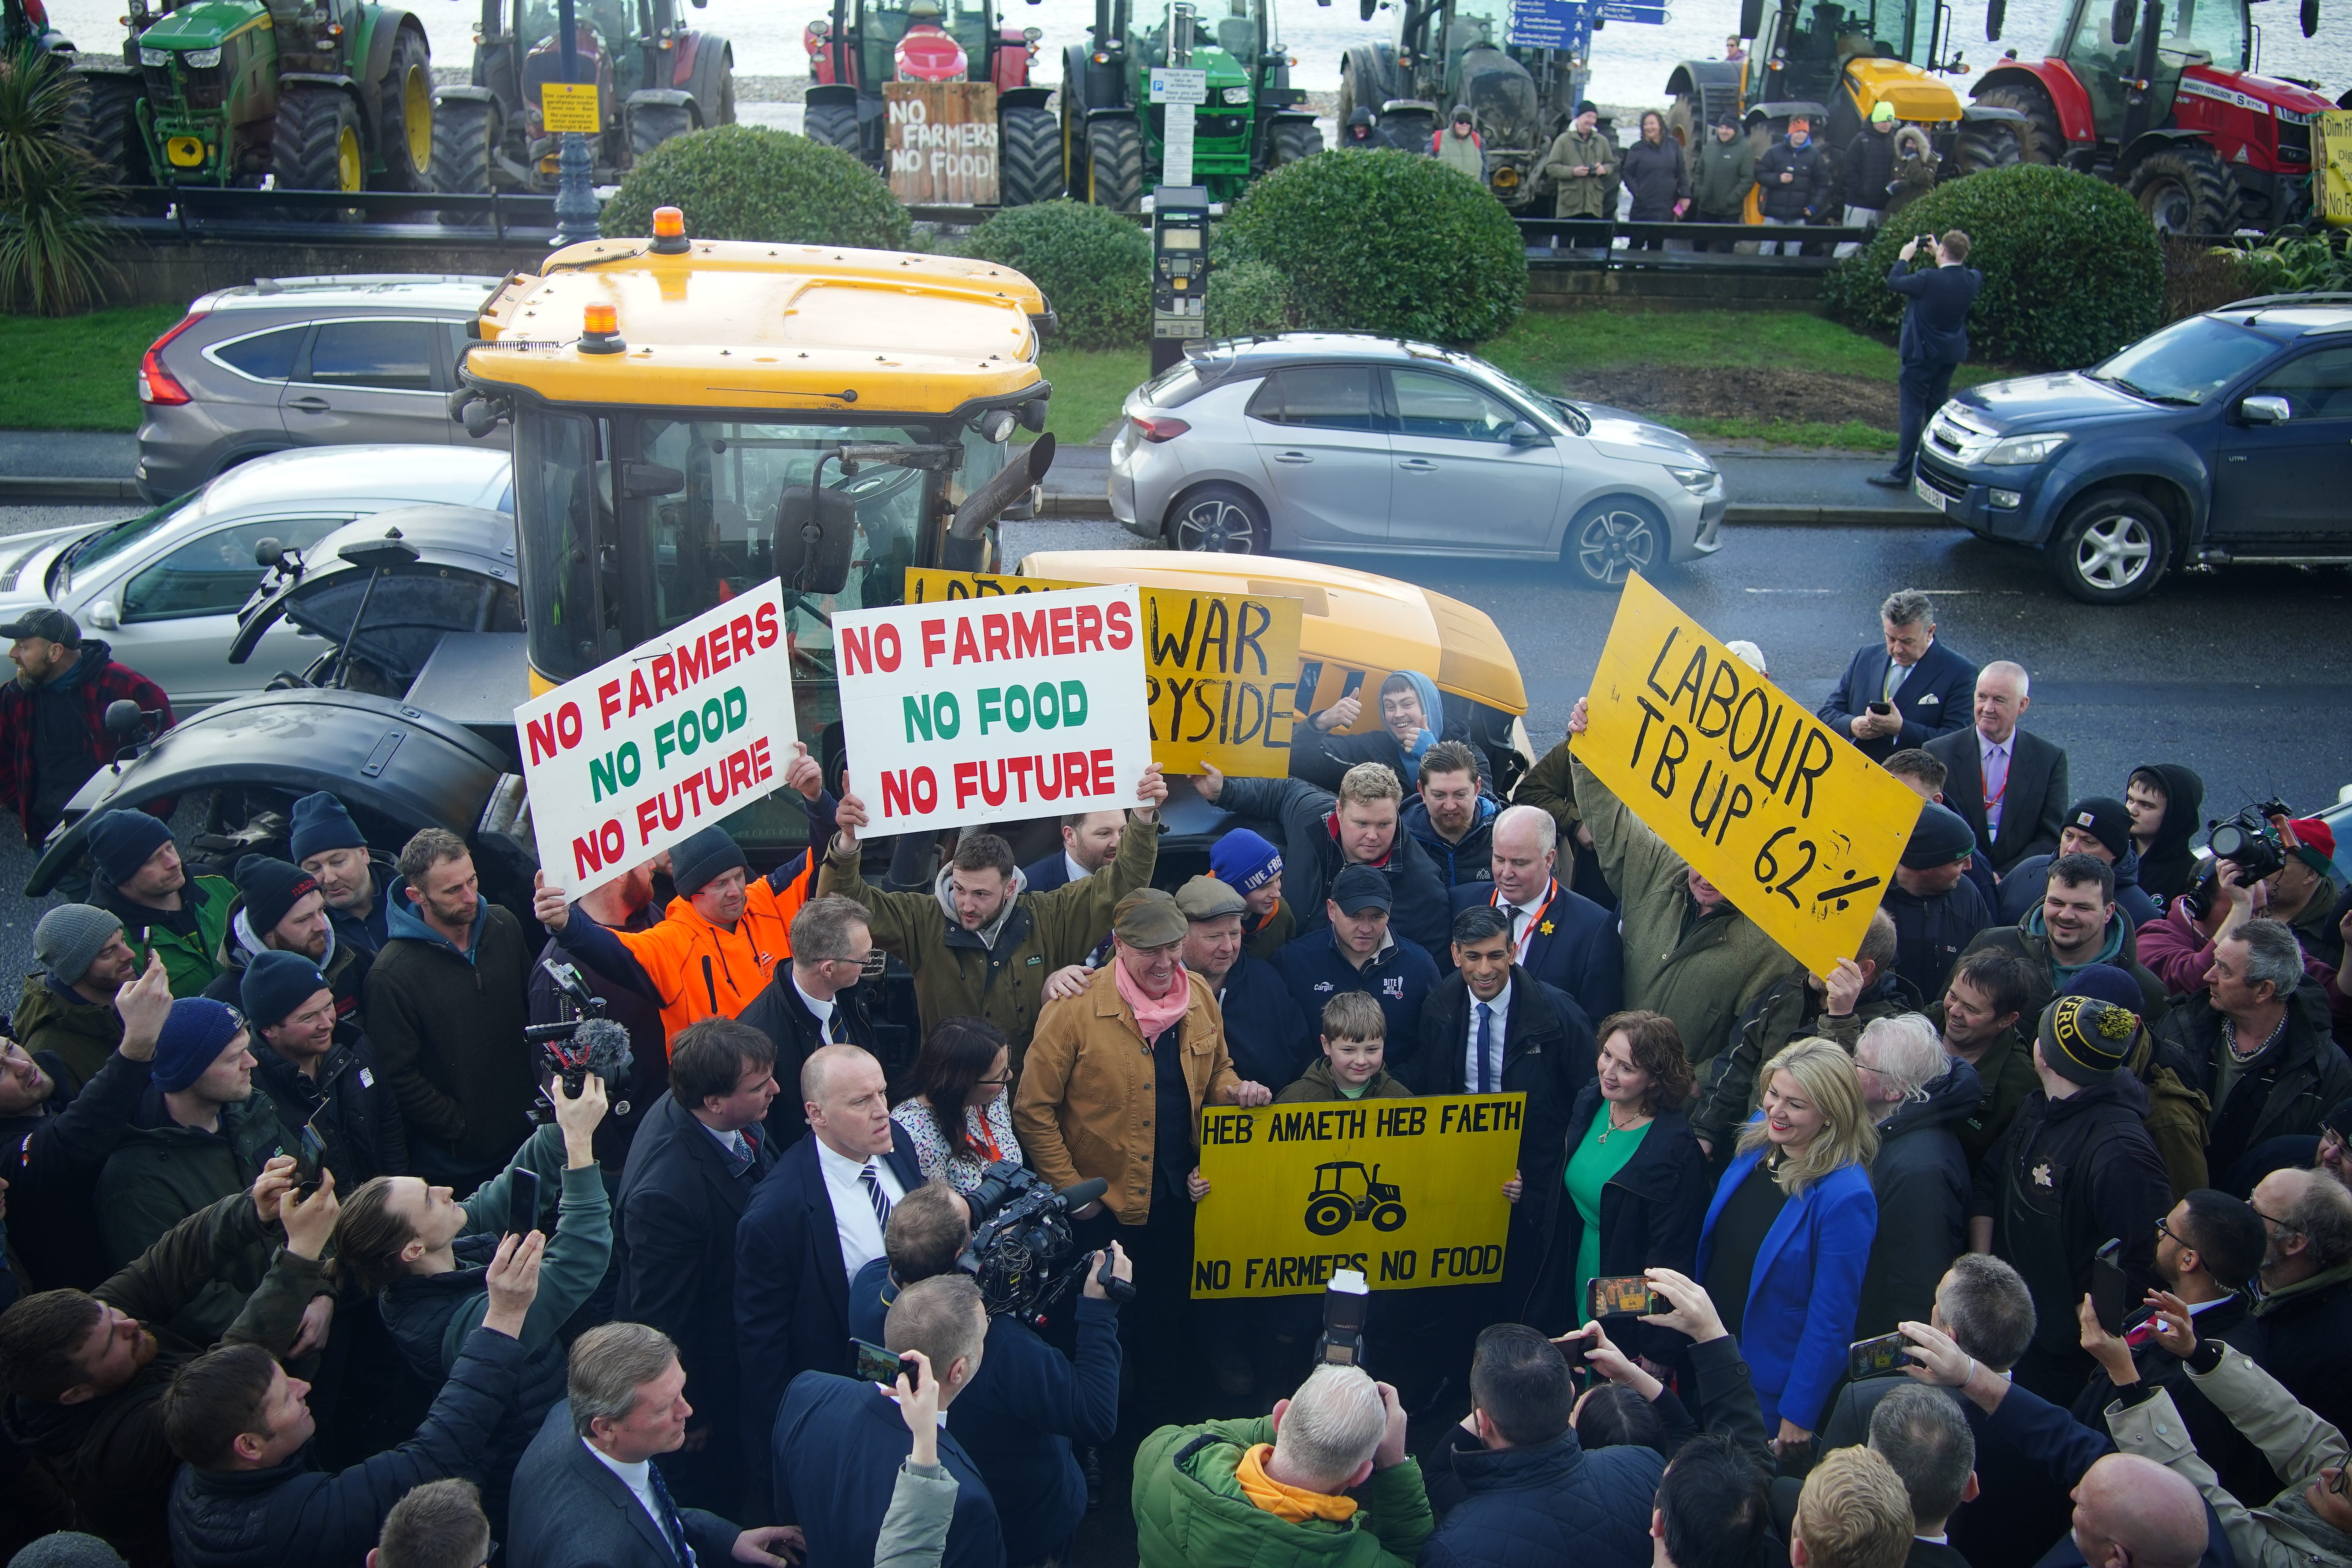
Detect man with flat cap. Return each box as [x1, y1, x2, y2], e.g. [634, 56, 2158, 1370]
[1176, 874, 1312, 1091]
[1269, 864, 1441, 1053]
[202, 855, 371, 1042]
[1882, 800, 1993, 1003]
[289, 791, 389, 957]
[83, 811, 236, 998]
[0, 606, 171, 855]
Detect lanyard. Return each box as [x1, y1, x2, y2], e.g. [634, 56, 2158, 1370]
[1492, 880, 1556, 964]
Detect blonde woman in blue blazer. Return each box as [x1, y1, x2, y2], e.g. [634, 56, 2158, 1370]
[1695, 1036, 1880, 1453]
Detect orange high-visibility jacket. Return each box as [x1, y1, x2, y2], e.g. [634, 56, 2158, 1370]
[603, 870, 814, 1046]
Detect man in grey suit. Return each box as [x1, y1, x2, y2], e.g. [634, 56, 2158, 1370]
[1817, 588, 1977, 764]
[508, 1321, 802, 1568]
[1924, 661, 2067, 878]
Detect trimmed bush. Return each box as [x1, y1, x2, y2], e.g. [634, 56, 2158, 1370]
[969, 200, 1150, 350]
[1822, 164, 2161, 369]
[1205, 258, 1293, 337]
[1224, 149, 1524, 344]
[603, 125, 911, 249]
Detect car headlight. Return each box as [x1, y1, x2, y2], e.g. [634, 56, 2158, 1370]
[1222, 86, 1250, 104]
[1665, 465, 1718, 494]
[141, 47, 169, 65]
[181, 46, 221, 66]
[1983, 431, 2069, 466]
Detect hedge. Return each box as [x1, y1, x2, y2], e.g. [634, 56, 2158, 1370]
[603, 125, 911, 250]
[968, 200, 1151, 349]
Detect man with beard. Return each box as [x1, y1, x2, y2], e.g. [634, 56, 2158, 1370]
[0, 608, 171, 860]
[84, 813, 235, 1000]
[290, 792, 390, 958]
[201, 857, 371, 1042]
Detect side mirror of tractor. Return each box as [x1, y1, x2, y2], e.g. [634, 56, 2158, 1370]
[2110, 0, 2136, 45]
[773, 486, 859, 597]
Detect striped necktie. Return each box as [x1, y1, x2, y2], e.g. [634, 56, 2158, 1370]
[861, 1162, 892, 1229]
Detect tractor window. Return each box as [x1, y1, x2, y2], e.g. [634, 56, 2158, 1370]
[516, 410, 608, 677]
[2252, 348, 2352, 419]
[302, 320, 438, 393]
[2159, 0, 2246, 67]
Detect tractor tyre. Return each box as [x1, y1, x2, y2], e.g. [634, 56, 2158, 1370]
[431, 93, 499, 224]
[629, 99, 696, 164]
[804, 100, 860, 154]
[1370, 1203, 1407, 1232]
[1338, 59, 1361, 129]
[2127, 143, 2241, 236]
[1087, 114, 1143, 212]
[712, 57, 737, 125]
[1666, 92, 1703, 149]
[1973, 82, 2062, 164]
[62, 69, 150, 186]
[1954, 123, 2021, 177]
[999, 104, 1061, 205]
[375, 27, 434, 191]
[271, 85, 366, 217]
[1305, 1195, 1353, 1236]
[1269, 118, 1323, 169]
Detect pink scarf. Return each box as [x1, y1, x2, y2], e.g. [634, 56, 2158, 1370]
[1113, 955, 1191, 1041]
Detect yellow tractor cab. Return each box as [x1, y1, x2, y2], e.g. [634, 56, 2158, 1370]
[452, 206, 1062, 853]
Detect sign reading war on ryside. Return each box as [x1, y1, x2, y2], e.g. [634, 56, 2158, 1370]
[1572, 572, 1923, 978]
[833, 583, 1155, 835]
[1192, 1094, 1523, 1299]
[517, 580, 799, 896]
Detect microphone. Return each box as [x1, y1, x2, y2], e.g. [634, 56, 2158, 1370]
[570, 1018, 634, 1087]
[1054, 1176, 1108, 1212]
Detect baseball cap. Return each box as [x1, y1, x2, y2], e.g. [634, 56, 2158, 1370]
[0, 607, 81, 647]
[1330, 864, 1392, 916]
[2287, 817, 2337, 875]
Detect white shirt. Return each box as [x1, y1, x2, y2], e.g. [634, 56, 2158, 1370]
[1978, 730, 2014, 838]
[1063, 850, 1093, 885]
[1465, 980, 1512, 1092]
[582, 1439, 696, 1566]
[815, 1134, 906, 1284]
[795, 974, 838, 1045]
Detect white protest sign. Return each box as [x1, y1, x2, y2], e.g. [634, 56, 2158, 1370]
[517, 580, 799, 894]
[833, 583, 1153, 835]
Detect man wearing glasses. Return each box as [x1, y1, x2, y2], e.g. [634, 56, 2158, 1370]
[739, 896, 879, 1154]
[2243, 1167, 2352, 1454]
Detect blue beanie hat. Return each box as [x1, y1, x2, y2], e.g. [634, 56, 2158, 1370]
[1209, 828, 1283, 895]
[670, 826, 747, 897]
[152, 997, 246, 1093]
[240, 948, 330, 1031]
[289, 791, 367, 864]
[2061, 962, 2145, 1013]
[86, 810, 174, 887]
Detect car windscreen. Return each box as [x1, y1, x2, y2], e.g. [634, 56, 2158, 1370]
[1461, 361, 1577, 435]
[60, 492, 211, 593]
[2091, 316, 2279, 406]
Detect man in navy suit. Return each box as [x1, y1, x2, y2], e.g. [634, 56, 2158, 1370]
[1019, 809, 1126, 894]
[1445, 804, 1622, 1020]
[610, 1017, 781, 1513]
[508, 1321, 802, 1568]
[1817, 588, 1977, 764]
[1871, 228, 1984, 488]
[735, 1041, 925, 1516]
[1924, 661, 2069, 877]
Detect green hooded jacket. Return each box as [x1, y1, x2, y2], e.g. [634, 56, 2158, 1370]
[11, 970, 123, 1094]
[96, 1088, 289, 1346]
[1133, 1415, 1434, 1568]
[100, 873, 236, 998]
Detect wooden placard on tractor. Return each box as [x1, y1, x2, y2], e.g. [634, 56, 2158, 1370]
[884, 82, 1000, 206]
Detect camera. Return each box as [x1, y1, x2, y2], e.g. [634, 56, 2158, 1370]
[956, 1160, 1118, 1321]
[524, 959, 633, 1119]
[2181, 800, 2291, 921]
[1316, 1269, 1372, 1369]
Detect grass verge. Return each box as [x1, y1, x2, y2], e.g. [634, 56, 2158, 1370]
[1670, 416, 1898, 452]
[1027, 346, 1150, 446]
[0, 305, 184, 431]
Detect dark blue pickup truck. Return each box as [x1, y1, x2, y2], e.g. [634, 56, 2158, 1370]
[1913, 294, 2352, 603]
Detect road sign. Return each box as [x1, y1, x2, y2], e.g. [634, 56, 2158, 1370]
[1506, 0, 1585, 46]
[1601, 3, 1672, 22]
[1163, 102, 1196, 187]
[1148, 67, 1208, 104]
[539, 82, 601, 133]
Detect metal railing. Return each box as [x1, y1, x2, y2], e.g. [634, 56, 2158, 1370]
[1517, 216, 1882, 261]
[106, 186, 562, 247]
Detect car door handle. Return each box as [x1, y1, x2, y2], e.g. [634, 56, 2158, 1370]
[1397, 459, 1439, 473]
[286, 396, 331, 414]
[1272, 451, 1312, 464]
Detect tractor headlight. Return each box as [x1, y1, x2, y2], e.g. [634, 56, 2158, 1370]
[1222, 85, 1249, 104]
[1492, 164, 1519, 188]
[140, 46, 168, 64]
[181, 46, 220, 66]
[1984, 431, 2069, 466]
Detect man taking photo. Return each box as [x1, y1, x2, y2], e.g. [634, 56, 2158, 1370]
[1871, 229, 1984, 489]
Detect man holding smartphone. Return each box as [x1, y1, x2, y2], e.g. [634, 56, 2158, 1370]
[1871, 229, 1984, 490]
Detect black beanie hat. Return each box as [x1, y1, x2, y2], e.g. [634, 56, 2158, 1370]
[234, 855, 321, 936]
[670, 826, 748, 897]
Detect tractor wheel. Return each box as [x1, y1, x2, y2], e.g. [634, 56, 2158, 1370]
[1666, 92, 1703, 150]
[431, 93, 499, 224]
[62, 70, 150, 185]
[804, 100, 859, 154]
[1086, 114, 1143, 212]
[629, 99, 696, 163]
[1337, 59, 1361, 129]
[1269, 118, 1323, 169]
[1954, 123, 2020, 177]
[713, 56, 737, 125]
[998, 104, 1060, 205]
[1304, 1195, 1353, 1236]
[272, 85, 366, 216]
[1973, 82, 2062, 164]
[374, 27, 434, 191]
[2128, 144, 2241, 236]
[1370, 1203, 1407, 1232]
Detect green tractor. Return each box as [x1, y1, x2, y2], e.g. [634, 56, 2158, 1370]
[1063, 0, 1323, 211]
[64, 0, 433, 193]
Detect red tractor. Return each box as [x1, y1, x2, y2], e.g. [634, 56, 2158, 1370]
[1969, 0, 2330, 232]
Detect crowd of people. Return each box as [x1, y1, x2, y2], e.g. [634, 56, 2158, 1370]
[3, 585, 2352, 1568]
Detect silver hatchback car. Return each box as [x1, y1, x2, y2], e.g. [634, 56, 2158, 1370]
[1110, 334, 1727, 586]
[135, 274, 508, 501]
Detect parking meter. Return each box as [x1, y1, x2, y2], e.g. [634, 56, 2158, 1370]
[1150, 184, 1211, 376]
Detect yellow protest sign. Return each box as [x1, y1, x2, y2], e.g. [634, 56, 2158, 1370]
[1191, 1094, 1523, 1298]
[2320, 111, 2352, 229]
[906, 568, 1304, 776]
[540, 82, 601, 134]
[1572, 573, 1922, 979]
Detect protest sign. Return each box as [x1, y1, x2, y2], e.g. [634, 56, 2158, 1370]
[1191, 1094, 1523, 1298]
[907, 568, 1304, 777]
[517, 581, 798, 895]
[1572, 572, 1923, 977]
[834, 583, 1154, 835]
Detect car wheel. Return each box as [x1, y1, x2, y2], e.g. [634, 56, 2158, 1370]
[2049, 490, 2171, 604]
[1564, 497, 1666, 588]
[1166, 483, 1267, 554]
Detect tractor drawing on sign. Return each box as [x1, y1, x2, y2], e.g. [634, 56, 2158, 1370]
[1304, 1162, 1408, 1236]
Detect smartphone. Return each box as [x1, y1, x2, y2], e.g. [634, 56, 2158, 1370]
[291, 1117, 328, 1198]
[1587, 1275, 1659, 1319]
[1848, 1331, 1911, 1381]
[2091, 1238, 2129, 1336]
[853, 1337, 916, 1390]
[504, 1167, 541, 1243]
[1867, 700, 1894, 716]
[1338, 668, 1367, 704]
[1293, 660, 1325, 717]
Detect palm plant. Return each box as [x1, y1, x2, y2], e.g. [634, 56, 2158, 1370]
[0, 45, 121, 315]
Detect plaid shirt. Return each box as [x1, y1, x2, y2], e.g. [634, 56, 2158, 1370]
[0, 644, 173, 836]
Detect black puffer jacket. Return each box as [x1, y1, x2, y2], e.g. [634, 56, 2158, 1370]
[1421, 1432, 1661, 1568]
[1855, 1057, 1982, 1338]
[1217, 774, 1453, 953]
[249, 1038, 408, 1191]
[1620, 134, 1689, 220]
[2154, 981, 2352, 1185]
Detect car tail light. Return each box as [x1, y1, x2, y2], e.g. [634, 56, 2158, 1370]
[1134, 414, 1190, 443]
[138, 312, 206, 405]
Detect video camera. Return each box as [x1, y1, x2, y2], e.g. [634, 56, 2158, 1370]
[524, 959, 633, 1118]
[2183, 799, 2293, 920]
[956, 1160, 1128, 1322]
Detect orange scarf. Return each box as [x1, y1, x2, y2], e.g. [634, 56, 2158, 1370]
[1233, 1444, 1359, 1524]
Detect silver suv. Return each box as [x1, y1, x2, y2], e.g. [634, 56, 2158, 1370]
[136, 275, 508, 502]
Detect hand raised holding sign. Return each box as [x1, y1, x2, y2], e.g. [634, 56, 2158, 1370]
[1133, 762, 1168, 823]
[832, 778, 871, 853]
[783, 740, 824, 802]
[1191, 760, 1225, 803]
[532, 869, 571, 932]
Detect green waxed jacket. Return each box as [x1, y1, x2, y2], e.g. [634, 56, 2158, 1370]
[98, 874, 236, 998]
[11, 970, 123, 1094]
[1134, 1415, 1434, 1568]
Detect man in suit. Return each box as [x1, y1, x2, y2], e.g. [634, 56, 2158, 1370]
[1867, 1384, 1977, 1568]
[1925, 661, 2067, 878]
[1816, 588, 1977, 764]
[1020, 809, 1125, 894]
[1445, 804, 1622, 1019]
[508, 1321, 802, 1568]
[736, 895, 878, 1154]
[735, 1042, 925, 1515]
[610, 1017, 781, 1512]
[1870, 228, 1984, 488]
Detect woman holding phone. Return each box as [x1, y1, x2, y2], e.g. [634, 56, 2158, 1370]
[1696, 1037, 1879, 1454]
